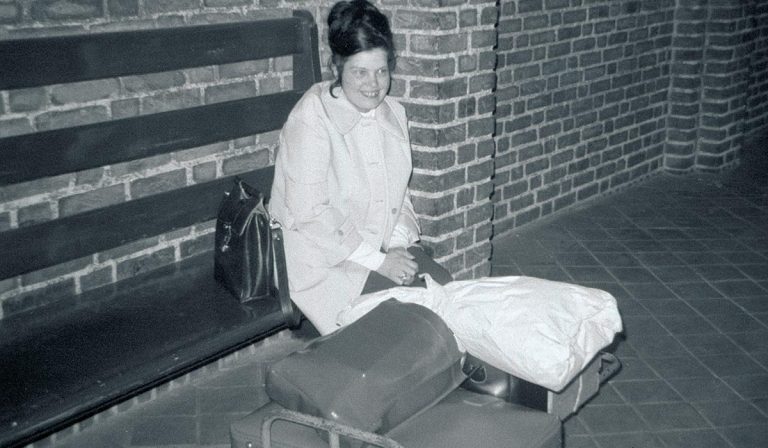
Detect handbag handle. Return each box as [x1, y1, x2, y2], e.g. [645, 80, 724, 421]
[271, 222, 302, 328]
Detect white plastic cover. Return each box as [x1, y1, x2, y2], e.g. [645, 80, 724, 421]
[337, 275, 623, 392]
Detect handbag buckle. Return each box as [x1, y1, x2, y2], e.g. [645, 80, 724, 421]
[220, 223, 232, 252]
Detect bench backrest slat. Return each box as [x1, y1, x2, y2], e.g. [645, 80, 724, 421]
[291, 10, 322, 91]
[0, 91, 302, 186]
[0, 167, 275, 279]
[0, 17, 308, 90]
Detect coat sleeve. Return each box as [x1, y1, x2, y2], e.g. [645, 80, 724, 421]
[278, 111, 363, 267]
[391, 107, 420, 247]
[390, 188, 420, 248]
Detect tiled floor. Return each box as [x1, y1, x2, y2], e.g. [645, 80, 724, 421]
[44, 140, 767, 448]
[492, 165, 768, 448]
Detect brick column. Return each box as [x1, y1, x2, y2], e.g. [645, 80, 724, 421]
[667, 0, 707, 172]
[388, 0, 498, 279]
[697, 0, 751, 170]
[667, 0, 753, 172]
[746, 0, 768, 134]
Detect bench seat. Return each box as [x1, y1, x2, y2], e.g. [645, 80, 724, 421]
[0, 252, 287, 447]
[0, 12, 321, 447]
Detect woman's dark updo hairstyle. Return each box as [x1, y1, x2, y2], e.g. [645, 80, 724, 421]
[327, 0, 395, 95]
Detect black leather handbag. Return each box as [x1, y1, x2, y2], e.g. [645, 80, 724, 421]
[214, 178, 300, 327]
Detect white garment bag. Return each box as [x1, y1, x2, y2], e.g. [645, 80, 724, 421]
[337, 275, 623, 392]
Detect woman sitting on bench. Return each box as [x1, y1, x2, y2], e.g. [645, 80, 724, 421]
[268, 0, 450, 335]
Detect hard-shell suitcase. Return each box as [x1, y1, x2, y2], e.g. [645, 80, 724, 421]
[230, 389, 562, 448]
[230, 300, 562, 448]
[461, 351, 622, 420]
[265, 299, 466, 434]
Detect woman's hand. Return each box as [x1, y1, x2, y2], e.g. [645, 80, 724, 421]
[377, 247, 419, 285]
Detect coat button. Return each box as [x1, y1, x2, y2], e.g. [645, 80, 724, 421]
[336, 229, 344, 236]
[391, 208, 398, 214]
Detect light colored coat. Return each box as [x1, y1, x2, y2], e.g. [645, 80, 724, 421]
[269, 81, 420, 334]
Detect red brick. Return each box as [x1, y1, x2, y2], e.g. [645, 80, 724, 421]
[98, 235, 162, 262]
[180, 233, 215, 258]
[0, 3, 21, 23]
[144, 0, 197, 14]
[116, 247, 176, 280]
[220, 60, 270, 79]
[460, 9, 477, 27]
[467, 202, 493, 226]
[455, 228, 474, 249]
[468, 116, 494, 137]
[141, 89, 202, 114]
[222, 149, 270, 175]
[31, 0, 102, 20]
[21, 256, 91, 287]
[123, 72, 185, 93]
[192, 161, 217, 183]
[458, 55, 477, 73]
[18, 202, 53, 227]
[412, 169, 467, 194]
[398, 57, 455, 77]
[424, 236, 457, 259]
[108, 0, 138, 17]
[411, 194, 455, 217]
[393, 10, 457, 31]
[204, 81, 256, 104]
[130, 169, 187, 199]
[412, 149, 456, 170]
[204, 0, 248, 6]
[411, 33, 467, 54]
[51, 79, 119, 105]
[111, 98, 140, 118]
[80, 267, 115, 291]
[35, 106, 110, 131]
[59, 184, 126, 217]
[420, 213, 464, 236]
[9, 88, 46, 112]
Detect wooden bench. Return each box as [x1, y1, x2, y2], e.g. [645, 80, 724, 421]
[0, 12, 320, 447]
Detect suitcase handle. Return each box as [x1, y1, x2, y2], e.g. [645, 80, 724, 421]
[598, 352, 622, 384]
[261, 409, 404, 448]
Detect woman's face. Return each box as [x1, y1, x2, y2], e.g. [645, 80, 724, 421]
[340, 48, 391, 113]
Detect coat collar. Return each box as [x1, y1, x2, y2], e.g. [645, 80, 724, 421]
[319, 82, 406, 140]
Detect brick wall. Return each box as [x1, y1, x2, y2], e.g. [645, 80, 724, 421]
[0, 0, 497, 316]
[747, 0, 768, 134]
[2, 0, 768, 317]
[494, 0, 673, 234]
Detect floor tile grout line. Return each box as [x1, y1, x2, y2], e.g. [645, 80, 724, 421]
[519, 205, 719, 445]
[573, 196, 766, 447]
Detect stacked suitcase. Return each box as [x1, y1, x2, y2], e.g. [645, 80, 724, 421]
[230, 300, 564, 448]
